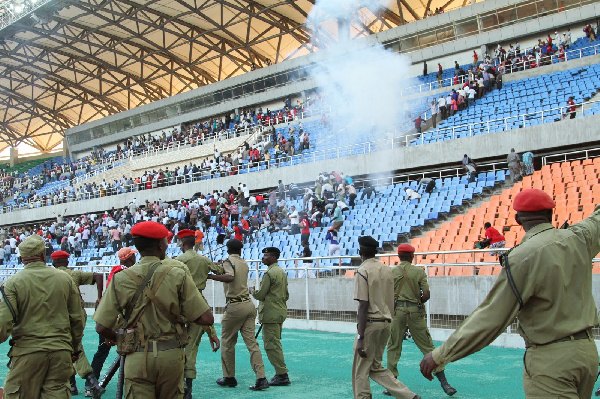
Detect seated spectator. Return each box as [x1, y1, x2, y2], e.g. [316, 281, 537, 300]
[475, 222, 506, 256]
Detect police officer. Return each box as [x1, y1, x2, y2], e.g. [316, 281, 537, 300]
[421, 189, 600, 398]
[93, 221, 215, 398]
[209, 239, 269, 390]
[250, 246, 290, 386]
[175, 229, 222, 398]
[352, 236, 420, 399]
[0, 235, 86, 397]
[385, 244, 456, 396]
[51, 250, 105, 397]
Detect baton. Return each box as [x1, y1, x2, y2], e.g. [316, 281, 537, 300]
[99, 356, 121, 388]
[116, 355, 125, 399]
[255, 324, 263, 339]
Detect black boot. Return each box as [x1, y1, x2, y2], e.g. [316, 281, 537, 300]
[85, 373, 105, 399]
[268, 373, 290, 386]
[596, 385, 600, 396]
[216, 377, 238, 387]
[70, 374, 79, 396]
[184, 378, 193, 399]
[436, 371, 457, 396]
[249, 377, 269, 391]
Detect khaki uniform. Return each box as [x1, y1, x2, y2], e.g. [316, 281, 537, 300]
[220, 254, 266, 378]
[0, 261, 84, 398]
[387, 261, 441, 377]
[251, 262, 289, 375]
[57, 266, 95, 378]
[352, 258, 416, 399]
[93, 256, 210, 398]
[432, 205, 600, 398]
[176, 249, 223, 379]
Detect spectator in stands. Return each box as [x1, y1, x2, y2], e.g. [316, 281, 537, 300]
[3, 241, 9, 264]
[522, 151, 535, 176]
[429, 101, 437, 128]
[0, 245, 4, 266]
[566, 96, 576, 119]
[347, 184, 357, 208]
[476, 222, 506, 256]
[565, 28, 572, 48]
[326, 227, 340, 256]
[288, 206, 300, 235]
[194, 228, 204, 252]
[437, 63, 443, 87]
[297, 241, 315, 278]
[417, 177, 436, 194]
[438, 96, 447, 120]
[300, 214, 310, 244]
[404, 187, 421, 201]
[331, 202, 344, 231]
[507, 149, 523, 184]
[473, 50, 478, 65]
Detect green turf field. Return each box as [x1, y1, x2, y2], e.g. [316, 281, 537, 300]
[0, 317, 595, 398]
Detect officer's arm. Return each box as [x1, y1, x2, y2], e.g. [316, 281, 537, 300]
[179, 270, 214, 326]
[251, 273, 271, 301]
[67, 280, 85, 352]
[96, 322, 116, 342]
[421, 290, 431, 303]
[0, 284, 19, 343]
[356, 300, 368, 337]
[208, 260, 224, 275]
[92, 273, 104, 300]
[419, 270, 431, 303]
[208, 274, 234, 283]
[569, 204, 600, 258]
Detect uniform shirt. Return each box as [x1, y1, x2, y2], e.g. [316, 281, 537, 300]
[354, 258, 394, 320]
[432, 206, 600, 367]
[176, 250, 223, 291]
[0, 261, 84, 355]
[485, 227, 505, 244]
[93, 256, 209, 340]
[252, 262, 289, 324]
[393, 261, 429, 302]
[222, 254, 250, 299]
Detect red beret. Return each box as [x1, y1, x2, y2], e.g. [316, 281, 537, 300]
[397, 244, 415, 254]
[178, 229, 195, 239]
[51, 250, 70, 260]
[130, 221, 170, 239]
[513, 189, 556, 212]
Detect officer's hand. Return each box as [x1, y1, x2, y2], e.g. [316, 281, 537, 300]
[105, 339, 117, 347]
[420, 352, 438, 381]
[72, 351, 81, 362]
[209, 336, 220, 352]
[356, 339, 367, 358]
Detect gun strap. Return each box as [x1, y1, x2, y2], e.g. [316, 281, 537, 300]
[122, 262, 161, 324]
[0, 285, 17, 324]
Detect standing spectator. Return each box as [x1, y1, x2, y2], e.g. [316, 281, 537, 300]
[250, 247, 290, 386]
[473, 50, 478, 65]
[347, 184, 357, 208]
[0, 245, 4, 266]
[109, 225, 122, 252]
[194, 228, 205, 252]
[332, 202, 344, 231]
[507, 148, 523, 184]
[297, 241, 315, 279]
[288, 206, 300, 235]
[4, 241, 11, 264]
[566, 96, 576, 119]
[438, 96, 447, 120]
[522, 151, 535, 176]
[429, 101, 437, 128]
[423, 61, 427, 77]
[278, 180, 285, 200]
[300, 214, 310, 244]
[437, 63, 443, 87]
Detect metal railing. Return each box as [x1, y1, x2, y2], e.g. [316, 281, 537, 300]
[541, 147, 600, 166]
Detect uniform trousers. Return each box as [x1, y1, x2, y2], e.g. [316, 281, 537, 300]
[184, 322, 216, 379]
[74, 311, 94, 378]
[522, 337, 597, 398]
[124, 347, 185, 399]
[4, 350, 72, 398]
[262, 323, 288, 375]
[221, 300, 266, 378]
[352, 321, 416, 399]
[387, 305, 443, 378]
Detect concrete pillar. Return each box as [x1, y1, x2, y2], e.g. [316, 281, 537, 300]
[62, 138, 69, 160]
[9, 147, 17, 167]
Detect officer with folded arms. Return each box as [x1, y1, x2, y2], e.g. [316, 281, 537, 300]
[0, 235, 86, 398]
[93, 221, 215, 398]
[209, 239, 269, 391]
[421, 189, 600, 397]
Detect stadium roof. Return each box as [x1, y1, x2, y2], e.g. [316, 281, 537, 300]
[0, 0, 467, 156]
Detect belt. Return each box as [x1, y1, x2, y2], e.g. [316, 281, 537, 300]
[226, 296, 251, 304]
[367, 318, 391, 323]
[396, 301, 420, 307]
[524, 328, 591, 349]
[135, 337, 182, 353]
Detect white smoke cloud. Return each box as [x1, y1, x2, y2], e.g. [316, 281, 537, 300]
[307, 0, 415, 165]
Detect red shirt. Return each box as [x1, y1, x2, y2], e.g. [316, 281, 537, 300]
[106, 265, 125, 287]
[301, 219, 310, 234]
[234, 226, 243, 241]
[568, 99, 575, 112]
[485, 227, 505, 244]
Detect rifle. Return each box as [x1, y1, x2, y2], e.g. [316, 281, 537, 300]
[116, 356, 125, 399]
[99, 356, 121, 389]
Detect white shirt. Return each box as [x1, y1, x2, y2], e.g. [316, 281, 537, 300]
[405, 188, 422, 200]
[289, 210, 299, 224]
[438, 97, 446, 107]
